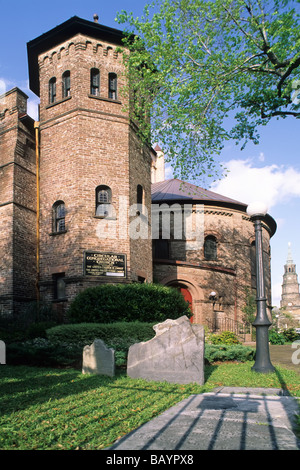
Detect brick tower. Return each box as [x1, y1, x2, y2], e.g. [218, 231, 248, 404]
[27, 16, 153, 312]
[280, 242, 300, 316]
[0, 88, 37, 315]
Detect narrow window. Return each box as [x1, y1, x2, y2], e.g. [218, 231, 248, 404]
[53, 273, 66, 300]
[49, 77, 56, 104]
[96, 185, 112, 217]
[204, 235, 217, 260]
[53, 201, 66, 233]
[91, 68, 100, 96]
[108, 73, 117, 99]
[62, 71, 71, 98]
[153, 239, 170, 259]
[137, 184, 144, 205]
[137, 184, 144, 215]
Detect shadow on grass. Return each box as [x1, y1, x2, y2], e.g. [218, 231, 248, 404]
[0, 365, 203, 420]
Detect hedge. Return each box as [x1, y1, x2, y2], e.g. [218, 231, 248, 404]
[67, 283, 191, 324]
[205, 344, 255, 363]
[46, 322, 156, 347]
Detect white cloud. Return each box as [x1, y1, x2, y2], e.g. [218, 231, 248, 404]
[27, 98, 39, 121]
[272, 281, 283, 307]
[211, 159, 300, 210]
[0, 78, 6, 95]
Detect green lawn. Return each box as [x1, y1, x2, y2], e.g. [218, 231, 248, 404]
[0, 362, 299, 450]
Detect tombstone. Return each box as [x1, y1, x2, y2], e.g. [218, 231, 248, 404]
[0, 340, 6, 365]
[127, 316, 205, 385]
[82, 339, 115, 377]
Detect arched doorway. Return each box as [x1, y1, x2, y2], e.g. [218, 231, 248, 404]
[159, 274, 203, 324]
[171, 283, 194, 323]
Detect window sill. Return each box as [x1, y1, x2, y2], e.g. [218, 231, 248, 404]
[46, 95, 72, 109]
[49, 230, 68, 236]
[88, 94, 121, 105]
[93, 216, 116, 220]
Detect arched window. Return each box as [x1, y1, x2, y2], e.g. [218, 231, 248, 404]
[204, 235, 217, 260]
[62, 71, 71, 98]
[96, 185, 112, 217]
[90, 68, 100, 96]
[108, 73, 117, 99]
[49, 77, 56, 104]
[53, 201, 66, 233]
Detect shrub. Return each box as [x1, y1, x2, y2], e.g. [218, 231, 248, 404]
[46, 322, 156, 346]
[209, 331, 241, 345]
[67, 283, 191, 324]
[6, 339, 81, 367]
[205, 344, 255, 363]
[269, 330, 285, 345]
[46, 322, 157, 368]
[281, 328, 299, 343]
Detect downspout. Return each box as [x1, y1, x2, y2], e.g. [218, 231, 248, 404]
[34, 121, 40, 311]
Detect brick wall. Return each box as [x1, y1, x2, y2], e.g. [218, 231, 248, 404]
[0, 88, 37, 315]
[153, 204, 272, 325]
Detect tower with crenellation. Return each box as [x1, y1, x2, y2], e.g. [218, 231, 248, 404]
[280, 242, 300, 319]
[26, 15, 153, 312]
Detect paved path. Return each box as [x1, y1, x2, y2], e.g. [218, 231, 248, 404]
[109, 387, 300, 451]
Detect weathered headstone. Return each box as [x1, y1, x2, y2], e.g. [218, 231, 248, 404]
[0, 340, 5, 364]
[82, 339, 115, 377]
[127, 316, 205, 385]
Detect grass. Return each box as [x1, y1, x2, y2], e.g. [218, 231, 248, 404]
[0, 362, 299, 450]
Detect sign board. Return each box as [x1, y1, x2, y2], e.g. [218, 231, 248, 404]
[84, 252, 126, 278]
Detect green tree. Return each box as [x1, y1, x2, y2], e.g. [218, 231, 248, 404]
[241, 287, 256, 328]
[117, 0, 300, 182]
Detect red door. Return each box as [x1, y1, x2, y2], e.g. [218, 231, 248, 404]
[178, 286, 193, 323]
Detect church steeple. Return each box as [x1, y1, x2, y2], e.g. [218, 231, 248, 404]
[286, 242, 293, 265]
[280, 242, 300, 314]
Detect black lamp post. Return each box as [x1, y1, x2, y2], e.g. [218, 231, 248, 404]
[247, 202, 275, 374]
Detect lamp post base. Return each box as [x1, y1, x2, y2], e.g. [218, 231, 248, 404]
[252, 325, 275, 374]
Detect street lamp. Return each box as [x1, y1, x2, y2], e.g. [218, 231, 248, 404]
[247, 202, 275, 373]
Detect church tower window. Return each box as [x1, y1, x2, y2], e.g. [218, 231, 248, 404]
[90, 68, 100, 96]
[108, 73, 117, 99]
[49, 77, 56, 103]
[62, 71, 71, 98]
[96, 185, 112, 217]
[53, 201, 66, 233]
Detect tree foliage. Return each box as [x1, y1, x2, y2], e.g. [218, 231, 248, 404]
[117, 0, 300, 182]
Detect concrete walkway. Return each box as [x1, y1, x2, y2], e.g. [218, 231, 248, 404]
[109, 387, 300, 451]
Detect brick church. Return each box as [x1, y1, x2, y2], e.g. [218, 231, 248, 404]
[0, 16, 277, 328]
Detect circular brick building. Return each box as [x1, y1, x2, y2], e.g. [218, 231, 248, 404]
[151, 178, 277, 330]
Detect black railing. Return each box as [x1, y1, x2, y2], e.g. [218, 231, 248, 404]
[206, 316, 252, 341]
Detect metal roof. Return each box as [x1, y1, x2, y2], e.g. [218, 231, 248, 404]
[151, 179, 277, 236]
[151, 179, 247, 206]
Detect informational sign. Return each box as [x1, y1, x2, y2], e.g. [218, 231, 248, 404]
[84, 252, 126, 278]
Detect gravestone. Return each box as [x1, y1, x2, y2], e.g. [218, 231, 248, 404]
[0, 340, 5, 364]
[127, 316, 205, 385]
[82, 339, 115, 377]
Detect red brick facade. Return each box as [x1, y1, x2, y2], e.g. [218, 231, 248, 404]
[0, 88, 37, 315]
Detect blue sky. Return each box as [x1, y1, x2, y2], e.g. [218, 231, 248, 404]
[1, 0, 300, 307]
